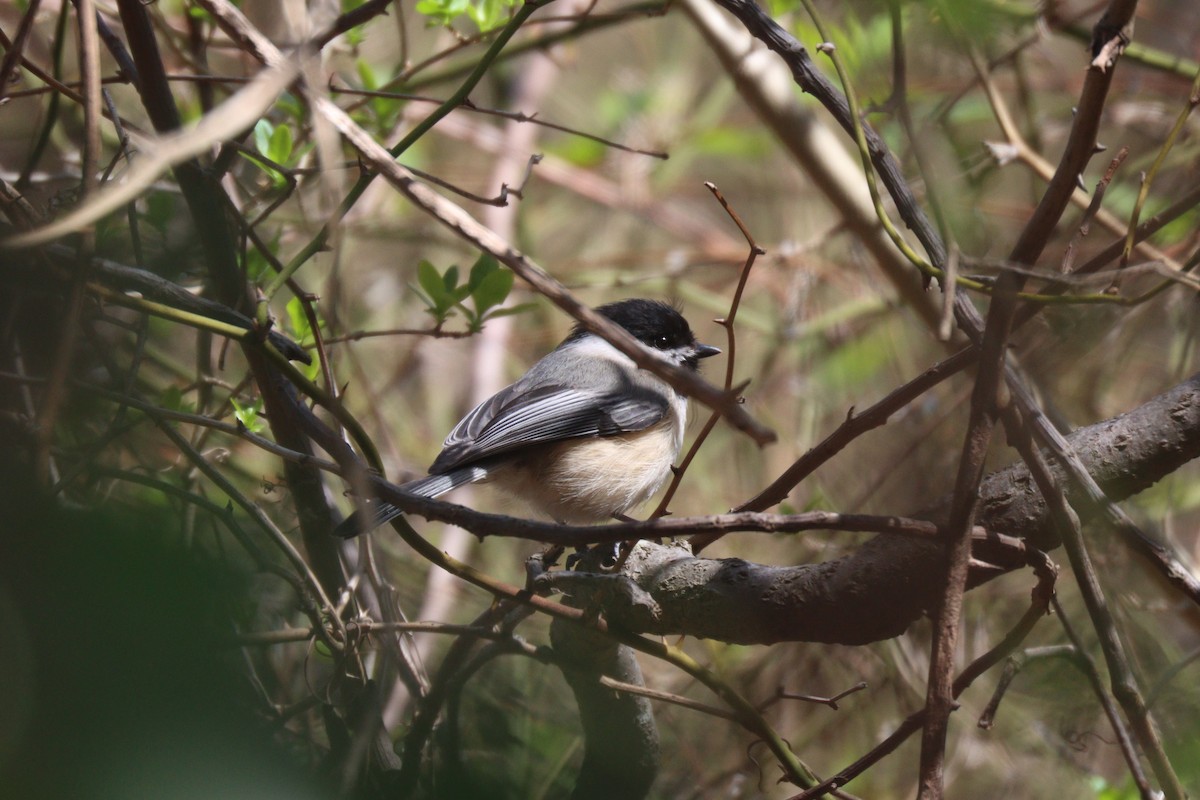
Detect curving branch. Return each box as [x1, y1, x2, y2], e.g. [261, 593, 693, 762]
[550, 373, 1200, 646]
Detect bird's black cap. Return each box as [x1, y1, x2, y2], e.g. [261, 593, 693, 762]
[565, 298, 719, 369]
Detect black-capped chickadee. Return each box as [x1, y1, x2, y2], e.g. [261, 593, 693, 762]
[335, 298, 720, 535]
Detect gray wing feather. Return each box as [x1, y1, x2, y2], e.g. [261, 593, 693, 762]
[441, 382, 521, 447]
[430, 381, 667, 473]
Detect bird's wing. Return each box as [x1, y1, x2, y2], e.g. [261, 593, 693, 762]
[430, 382, 668, 473]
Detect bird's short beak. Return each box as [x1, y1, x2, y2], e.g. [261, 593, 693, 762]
[695, 343, 721, 359]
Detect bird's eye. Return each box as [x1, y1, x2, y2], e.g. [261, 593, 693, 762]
[655, 335, 671, 349]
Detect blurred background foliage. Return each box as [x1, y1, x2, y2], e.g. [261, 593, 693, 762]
[2, 0, 1200, 797]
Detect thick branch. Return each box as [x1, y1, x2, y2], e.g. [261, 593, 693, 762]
[585, 374, 1200, 645]
[551, 612, 660, 799]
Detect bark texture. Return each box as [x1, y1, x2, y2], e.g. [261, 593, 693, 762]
[587, 374, 1200, 645]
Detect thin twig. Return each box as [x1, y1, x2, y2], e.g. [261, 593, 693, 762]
[1005, 403, 1184, 798]
[232, 620, 509, 646]
[1050, 595, 1152, 796]
[147, 416, 347, 650]
[694, 346, 976, 552]
[792, 550, 1057, 799]
[598, 676, 738, 721]
[1112, 63, 1200, 290]
[1061, 146, 1129, 274]
[760, 682, 868, 713]
[330, 83, 668, 158]
[197, 0, 774, 444]
[976, 645, 1079, 730]
[33, 0, 104, 485]
[265, 0, 550, 300]
[0, 0, 43, 98]
[652, 181, 763, 517]
[913, 3, 1138, 793]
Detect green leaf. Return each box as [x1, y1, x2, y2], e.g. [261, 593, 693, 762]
[285, 296, 313, 344]
[415, 0, 469, 25]
[244, 246, 272, 283]
[414, 260, 468, 321]
[415, 0, 513, 31]
[417, 260, 447, 305]
[480, 302, 535, 320]
[232, 396, 266, 433]
[444, 265, 474, 305]
[472, 266, 513, 314]
[355, 59, 379, 92]
[267, 122, 293, 165]
[301, 355, 321, 382]
[253, 119, 274, 157]
[467, 253, 498, 290]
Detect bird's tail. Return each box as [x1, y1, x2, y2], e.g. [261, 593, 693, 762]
[332, 466, 487, 538]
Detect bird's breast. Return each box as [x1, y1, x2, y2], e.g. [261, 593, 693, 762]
[496, 415, 683, 524]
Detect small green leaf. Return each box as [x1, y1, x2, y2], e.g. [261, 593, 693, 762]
[472, 266, 513, 314]
[480, 301, 534, 321]
[285, 296, 313, 343]
[444, 265, 473, 305]
[244, 246, 271, 283]
[267, 122, 293, 165]
[414, 0, 464, 25]
[414, 261, 469, 321]
[417, 260, 447, 304]
[467, 253, 498, 290]
[253, 119, 274, 157]
[355, 59, 379, 91]
[415, 0, 509, 30]
[232, 396, 266, 433]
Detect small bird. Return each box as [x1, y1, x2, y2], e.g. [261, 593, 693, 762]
[335, 298, 719, 535]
